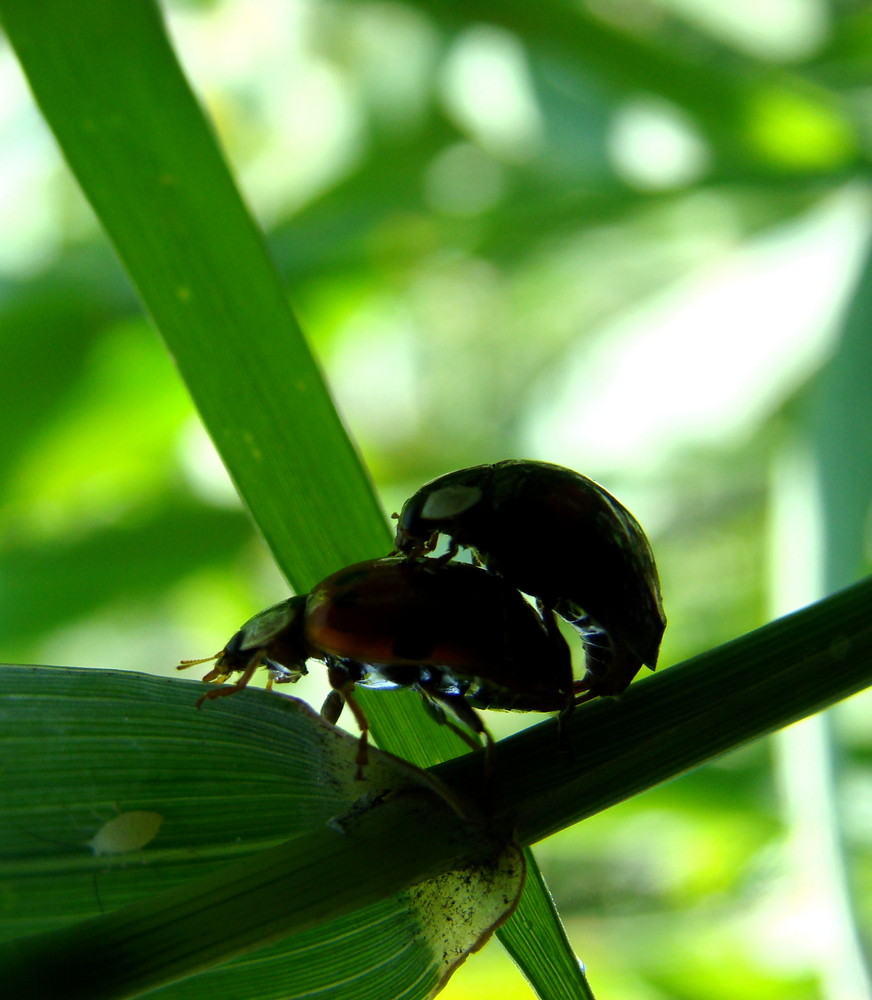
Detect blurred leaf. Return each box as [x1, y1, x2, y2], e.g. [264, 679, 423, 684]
[811, 232, 872, 589]
[0, 269, 122, 480]
[0, 502, 253, 649]
[798, 202, 872, 999]
[801, 6, 872, 89]
[5, 323, 189, 527]
[404, 0, 860, 172]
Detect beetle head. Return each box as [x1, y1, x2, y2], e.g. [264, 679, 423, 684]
[394, 467, 491, 554]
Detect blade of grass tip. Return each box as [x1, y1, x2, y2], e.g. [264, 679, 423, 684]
[499, 853, 597, 1000]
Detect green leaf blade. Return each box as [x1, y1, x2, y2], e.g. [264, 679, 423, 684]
[0, 665, 521, 1000]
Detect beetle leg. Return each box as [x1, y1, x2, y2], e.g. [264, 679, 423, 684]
[573, 637, 644, 700]
[326, 662, 371, 780]
[399, 529, 445, 560]
[564, 611, 638, 698]
[321, 688, 345, 725]
[391, 521, 442, 560]
[387, 512, 402, 556]
[199, 667, 232, 685]
[417, 692, 482, 752]
[195, 648, 265, 706]
[557, 696, 575, 725]
[266, 661, 307, 690]
[420, 688, 495, 775]
[341, 689, 370, 781]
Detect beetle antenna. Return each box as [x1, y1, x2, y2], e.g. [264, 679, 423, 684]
[177, 653, 220, 670]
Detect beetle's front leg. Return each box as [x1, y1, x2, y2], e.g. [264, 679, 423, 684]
[193, 648, 266, 706]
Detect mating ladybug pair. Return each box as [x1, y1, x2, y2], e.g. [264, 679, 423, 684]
[179, 460, 666, 775]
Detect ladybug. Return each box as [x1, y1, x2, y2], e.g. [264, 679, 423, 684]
[179, 556, 573, 776]
[394, 460, 666, 699]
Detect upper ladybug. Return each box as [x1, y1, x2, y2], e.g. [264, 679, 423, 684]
[394, 459, 666, 698]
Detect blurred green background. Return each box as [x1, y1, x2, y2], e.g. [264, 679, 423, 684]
[2, 0, 872, 996]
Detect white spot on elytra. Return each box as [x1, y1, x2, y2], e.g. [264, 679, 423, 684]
[420, 485, 482, 520]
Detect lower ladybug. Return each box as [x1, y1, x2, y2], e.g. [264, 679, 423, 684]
[394, 460, 666, 699]
[178, 556, 573, 776]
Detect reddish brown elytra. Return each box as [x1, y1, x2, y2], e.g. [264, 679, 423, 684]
[179, 557, 574, 777]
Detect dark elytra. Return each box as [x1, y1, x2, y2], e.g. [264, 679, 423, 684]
[395, 459, 666, 697]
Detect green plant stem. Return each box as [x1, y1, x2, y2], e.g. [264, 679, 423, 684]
[3, 576, 870, 999]
[437, 574, 872, 845]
